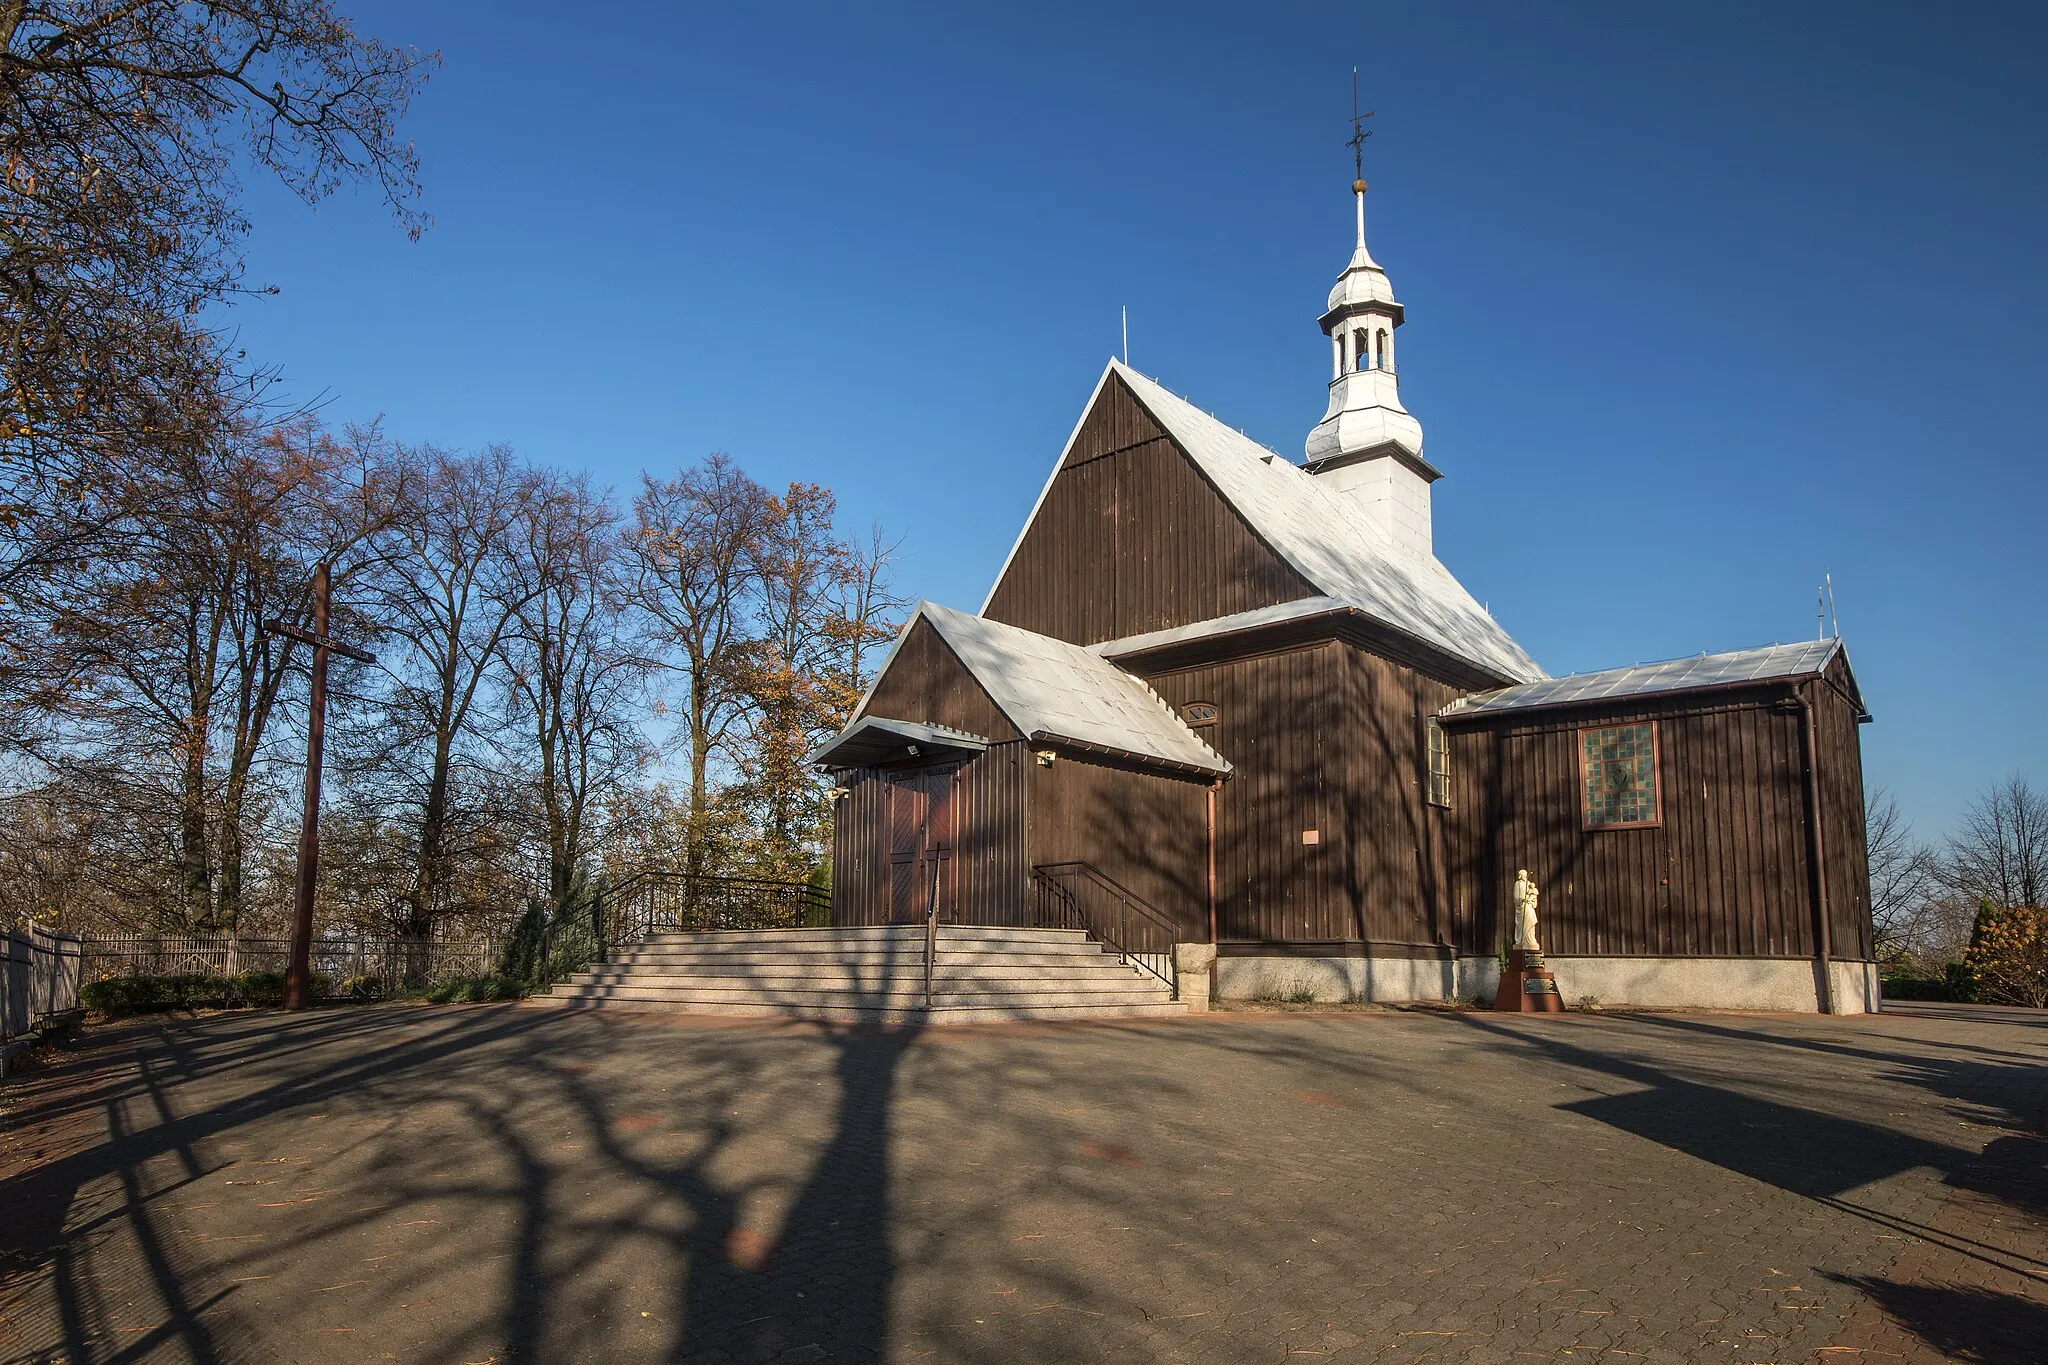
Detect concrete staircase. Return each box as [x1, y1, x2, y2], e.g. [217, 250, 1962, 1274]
[524, 924, 1185, 1023]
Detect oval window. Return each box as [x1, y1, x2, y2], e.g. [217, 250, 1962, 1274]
[1182, 702, 1219, 727]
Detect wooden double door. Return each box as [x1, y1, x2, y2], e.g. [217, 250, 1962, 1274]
[885, 762, 958, 924]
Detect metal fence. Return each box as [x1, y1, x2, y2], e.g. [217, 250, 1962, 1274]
[78, 933, 499, 990]
[2, 922, 84, 1041]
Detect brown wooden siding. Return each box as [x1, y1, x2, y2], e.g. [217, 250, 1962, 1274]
[831, 742, 1029, 927]
[984, 372, 1316, 645]
[1812, 657, 1874, 961]
[1025, 752, 1210, 939]
[1138, 639, 1458, 949]
[1442, 692, 1826, 959]
[857, 617, 1018, 740]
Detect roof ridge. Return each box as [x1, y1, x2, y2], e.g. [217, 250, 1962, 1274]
[1106, 365, 1545, 685]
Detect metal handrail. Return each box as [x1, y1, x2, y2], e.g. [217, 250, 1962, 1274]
[603, 871, 831, 953]
[1029, 862, 1179, 997]
[923, 858, 941, 1012]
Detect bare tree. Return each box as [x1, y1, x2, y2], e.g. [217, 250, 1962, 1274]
[1865, 788, 1933, 959]
[369, 442, 537, 936]
[501, 472, 644, 905]
[41, 411, 390, 931]
[627, 455, 768, 877]
[0, 2, 434, 724]
[1944, 774, 2047, 913]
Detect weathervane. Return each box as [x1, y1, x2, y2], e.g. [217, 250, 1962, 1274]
[1348, 66, 1375, 186]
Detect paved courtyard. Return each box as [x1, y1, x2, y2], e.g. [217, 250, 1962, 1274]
[1, 1001, 2043, 1365]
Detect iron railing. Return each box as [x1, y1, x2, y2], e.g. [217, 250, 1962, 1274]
[1029, 862, 1179, 997]
[603, 871, 831, 949]
[76, 933, 499, 991]
[2, 922, 83, 1041]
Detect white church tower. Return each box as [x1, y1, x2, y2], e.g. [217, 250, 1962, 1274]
[1304, 171, 1440, 559]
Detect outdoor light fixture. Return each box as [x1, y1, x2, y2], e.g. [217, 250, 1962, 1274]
[1036, 750, 1057, 766]
[827, 786, 850, 802]
[906, 743, 921, 756]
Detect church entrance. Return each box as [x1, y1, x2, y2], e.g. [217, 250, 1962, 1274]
[884, 762, 958, 924]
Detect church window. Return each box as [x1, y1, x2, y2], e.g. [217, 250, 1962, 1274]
[1353, 327, 1372, 371]
[1425, 719, 1451, 808]
[1580, 723, 1660, 829]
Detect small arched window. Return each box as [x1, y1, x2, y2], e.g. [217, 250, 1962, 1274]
[1353, 328, 1372, 371]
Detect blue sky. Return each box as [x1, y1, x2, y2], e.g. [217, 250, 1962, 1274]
[228, 1, 2047, 846]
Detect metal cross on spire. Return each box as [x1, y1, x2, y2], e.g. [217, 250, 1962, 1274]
[1348, 66, 1375, 184]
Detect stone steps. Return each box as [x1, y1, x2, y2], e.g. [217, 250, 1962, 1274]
[525, 925, 1182, 1023]
[564, 967, 1149, 990]
[531, 996, 1189, 1024]
[593, 957, 1130, 978]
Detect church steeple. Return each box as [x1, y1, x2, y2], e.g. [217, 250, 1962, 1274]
[1305, 164, 1439, 559]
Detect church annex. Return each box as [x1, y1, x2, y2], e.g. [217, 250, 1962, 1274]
[812, 177, 1876, 1014]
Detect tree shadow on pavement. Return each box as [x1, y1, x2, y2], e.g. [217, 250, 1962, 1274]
[668, 1023, 919, 1363]
[1824, 1275, 2048, 1365]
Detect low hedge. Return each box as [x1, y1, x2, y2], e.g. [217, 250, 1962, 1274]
[81, 970, 334, 1015]
[416, 975, 526, 1004]
[1878, 961, 1977, 1003]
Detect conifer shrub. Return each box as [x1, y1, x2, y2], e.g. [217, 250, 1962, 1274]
[803, 863, 833, 928]
[497, 866, 602, 989]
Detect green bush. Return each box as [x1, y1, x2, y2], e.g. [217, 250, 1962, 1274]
[423, 976, 526, 1004]
[1879, 967, 1951, 1002]
[1877, 960, 1981, 1004]
[338, 974, 385, 1000]
[80, 971, 331, 1015]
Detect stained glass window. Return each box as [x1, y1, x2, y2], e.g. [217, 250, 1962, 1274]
[1426, 719, 1451, 809]
[1581, 723, 1659, 828]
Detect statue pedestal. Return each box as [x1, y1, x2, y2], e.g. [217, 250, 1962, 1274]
[1494, 948, 1564, 1013]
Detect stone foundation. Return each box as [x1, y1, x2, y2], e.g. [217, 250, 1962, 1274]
[1215, 953, 1879, 1014]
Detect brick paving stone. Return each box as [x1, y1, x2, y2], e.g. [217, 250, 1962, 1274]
[0, 1002, 2043, 1362]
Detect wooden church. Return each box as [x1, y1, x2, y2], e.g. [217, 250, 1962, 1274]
[812, 178, 1876, 1014]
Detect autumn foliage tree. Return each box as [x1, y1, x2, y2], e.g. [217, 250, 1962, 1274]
[1965, 904, 2048, 1009]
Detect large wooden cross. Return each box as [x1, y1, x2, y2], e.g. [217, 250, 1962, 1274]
[265, 563, 375, 1010]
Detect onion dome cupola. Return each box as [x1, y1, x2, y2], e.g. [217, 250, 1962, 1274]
[1305, 176, 1440, 559]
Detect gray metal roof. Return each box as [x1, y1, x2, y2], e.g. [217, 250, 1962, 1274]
[1439, 639, 1848, 720]
[808, 716, 990, 769]
[919, 602, 1230, 775]
[987, 361, 1545, 686]
[1092, 597, 1349, 661]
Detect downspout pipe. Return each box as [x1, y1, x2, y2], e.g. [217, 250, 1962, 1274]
[1795, 687, 1837, 1014]
[1206, 780, 1220, 945]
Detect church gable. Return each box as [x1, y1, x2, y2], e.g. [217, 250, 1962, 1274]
[983, 370, 1316, 646]
[856, 617, 1020, 742]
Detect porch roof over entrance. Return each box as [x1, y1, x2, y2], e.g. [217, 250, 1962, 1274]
[808, 716, 990, 769]
[916, 603, 1230, 777]
[829, 602, 1231, 778]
